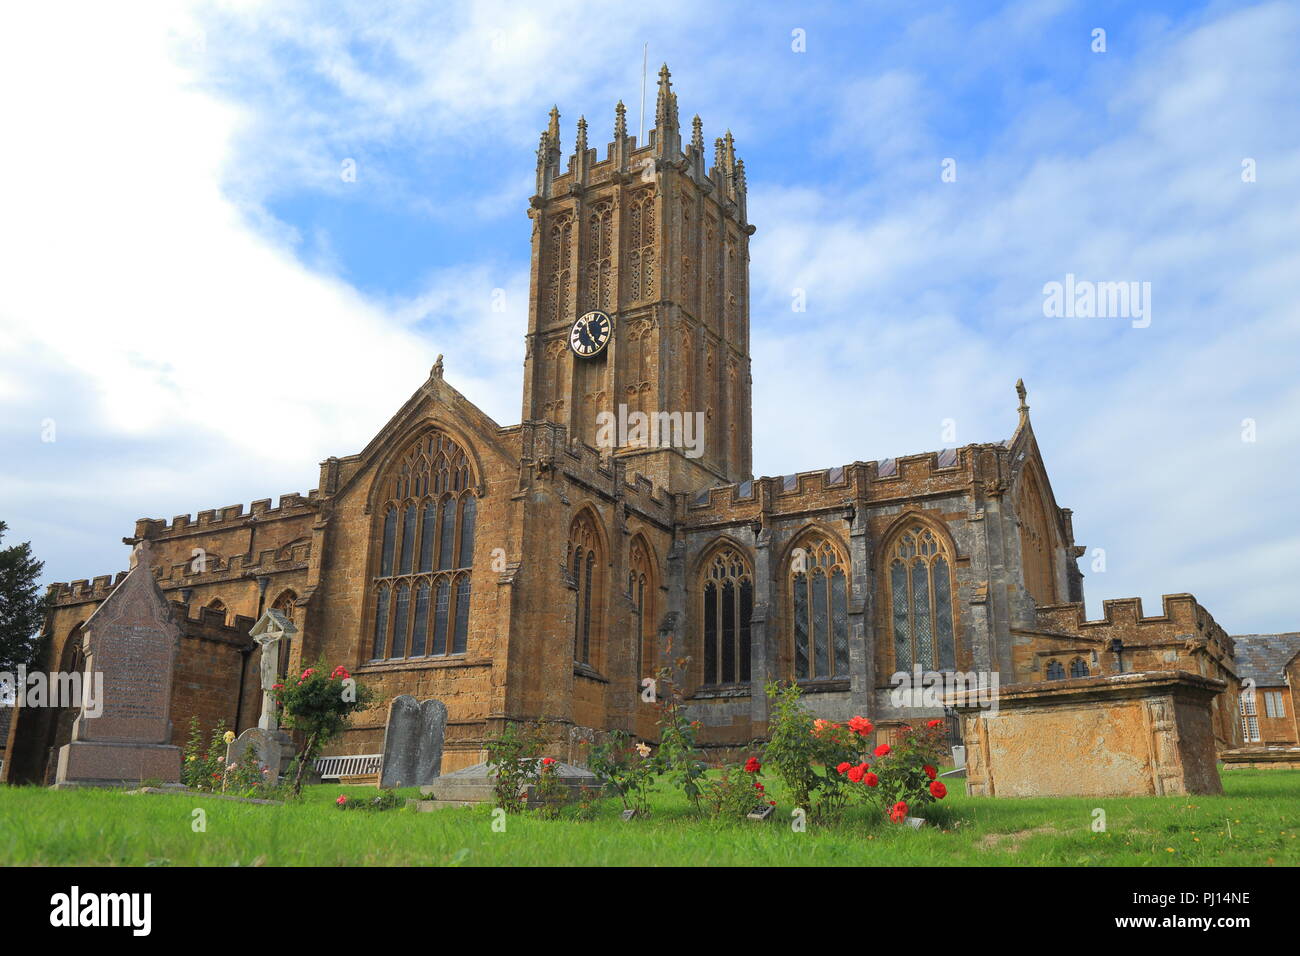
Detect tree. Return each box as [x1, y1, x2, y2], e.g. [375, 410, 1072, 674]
[0, 521, 47, 685]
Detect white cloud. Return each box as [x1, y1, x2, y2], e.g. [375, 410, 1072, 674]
[747, 2, 1300, 631]
[1, 0, 1297, 640]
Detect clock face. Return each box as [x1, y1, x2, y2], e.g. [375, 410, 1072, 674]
[569, 310, 613, 357]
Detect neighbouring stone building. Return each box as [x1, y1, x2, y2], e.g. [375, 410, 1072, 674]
[4, 67, 1256, 784]
[1231, 633, 1300, 746]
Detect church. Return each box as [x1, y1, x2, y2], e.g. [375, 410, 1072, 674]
[4, 68, 1250, 784]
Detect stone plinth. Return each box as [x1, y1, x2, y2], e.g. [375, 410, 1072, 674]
[419, 760, 603, 805]
[1220, 745, 1300, 770]
[951, 670, 1225, 798]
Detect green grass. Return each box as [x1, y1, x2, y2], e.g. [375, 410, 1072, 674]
[1, 770, 1296, 866]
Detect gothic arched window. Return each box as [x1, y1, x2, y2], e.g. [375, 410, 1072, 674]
[701, 545, 753, 685]
[269, 589, 298, 679]
[1046, 660, 1066, 680]
[791, 534, 849, 680]
[629, 538, 654, 684]
[1069, 657, 1089, 678]
[205, 598, 228, 626]
[545, 214, 573, 323]
[886, 524, 957, 673]
[369, 431, 477, 661]
[570, 511, 604, 668]
[626, 191, 656, 302]
[587, 202, 613, 311]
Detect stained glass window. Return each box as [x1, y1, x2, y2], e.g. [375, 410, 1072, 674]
[791, 535, 850, 680]
[370, 431, 478, 660]
[701, 546, 754, 685]
[570, 512, 603, 667]
[886, 525, 958, 674]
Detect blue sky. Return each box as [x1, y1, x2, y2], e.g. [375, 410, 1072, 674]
[1, 0, 1297, 633]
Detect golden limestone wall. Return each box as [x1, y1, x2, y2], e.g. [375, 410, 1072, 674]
[958, 672, 1225, 797]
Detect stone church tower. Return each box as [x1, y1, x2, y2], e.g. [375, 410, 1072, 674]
[5, 68, 1247, 785]
[520, 64, 753, 492]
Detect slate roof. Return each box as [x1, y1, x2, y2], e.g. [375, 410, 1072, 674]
[1232, 633, 1300, 686]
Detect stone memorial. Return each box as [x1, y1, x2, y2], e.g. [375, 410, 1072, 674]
[416, 759, 602, 808]
[225, 609, 297, 780]
[55, 541, 182, 787]
[379, 695, 448, 789]
[951, 670, 1225, 798]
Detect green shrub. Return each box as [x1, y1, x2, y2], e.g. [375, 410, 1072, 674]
[588, 730, 657, 815]
[335, 789, 404, 812]
[484, 720, 547, 814]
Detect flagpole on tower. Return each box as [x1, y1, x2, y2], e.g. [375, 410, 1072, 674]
[638, 41, 648, 144]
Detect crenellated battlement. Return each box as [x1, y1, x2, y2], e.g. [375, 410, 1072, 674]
[47, 540, 311, 606]
[1034, 593, 1234, 657]
[150, 541, 312, 585]
[166, 600, 257, 644]
[134, 490, 319, 538]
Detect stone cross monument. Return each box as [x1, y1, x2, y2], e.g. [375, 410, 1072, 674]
[226, 609, 299, 780]
[250, 609, 296, 731]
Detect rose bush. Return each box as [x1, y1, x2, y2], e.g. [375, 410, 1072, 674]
[762, 682, 951, 824]
[273, 659, 375, 796]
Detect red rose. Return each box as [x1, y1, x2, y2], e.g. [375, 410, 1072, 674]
[864, 772, 879, 787]
[927, 718, 943, 728]
[836, 761, 852, 775]
[873, 743, 891, 758]
[848, 715, 873, 736]
[847, 763, 867, 783]
[542, 757, 556, 766]
[336, 795, 348, 806]
[889, 801, 908, 823]
[768, 800, 776, 806]
[930, 780, 947, 799]
[924, 765, 937, 780]
[743, 757, 761, 773]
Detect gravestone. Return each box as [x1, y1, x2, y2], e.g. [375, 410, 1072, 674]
[225, 728, 284, 784]
[55, 541, 182, 787]
[379, 696, 447, 789]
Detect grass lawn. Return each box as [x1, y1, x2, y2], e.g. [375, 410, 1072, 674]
[1, 768, 1296, 866]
